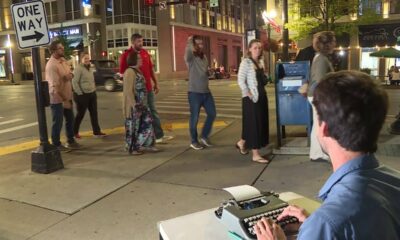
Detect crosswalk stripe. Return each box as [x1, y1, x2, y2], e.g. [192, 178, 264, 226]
[157, 101, 241, 107]
[165, 96, 241, 101]
[0, 119, 24, 126]
[158, 110, 241, 118]
[0, 122, 38, 134]
[173, 93, 240, 97]
[156, 105, 240, 112]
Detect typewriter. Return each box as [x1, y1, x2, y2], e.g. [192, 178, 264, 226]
[215, 185, 298, 240]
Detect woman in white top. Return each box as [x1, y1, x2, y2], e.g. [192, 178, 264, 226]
[236, 39, 270, 164]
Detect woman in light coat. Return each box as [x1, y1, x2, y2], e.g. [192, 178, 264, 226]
[72, 53, 106, 138]
[308, 31, 336, 162]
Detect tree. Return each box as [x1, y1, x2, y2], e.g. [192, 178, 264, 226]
[286, 0, 383, 40]
[56, 24, 73, 60]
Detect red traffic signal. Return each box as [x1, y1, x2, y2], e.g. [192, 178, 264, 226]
[101, 51, 107, 57]
[145, 0, 154, 6]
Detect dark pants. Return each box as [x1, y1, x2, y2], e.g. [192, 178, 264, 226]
[188, 92, 216, 144]
[147, 90, 164, 139]
[73, 92, 101, 135]
[50, 103, 75, 146]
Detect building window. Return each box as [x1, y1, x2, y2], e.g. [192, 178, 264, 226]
[45, 1, 58, 23]
[65, 0, 82, 20]
[95, 4, 100, 15]
[359, 0, 382, 15]
[390, 0, 400, 14]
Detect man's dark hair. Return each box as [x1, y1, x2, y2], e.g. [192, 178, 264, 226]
[192, 35, 202, 44]
[131, 33, 142, 42]
[126, 51, 138, 67]
[49, 39, 63, 54]
[313, 70, 388, 153]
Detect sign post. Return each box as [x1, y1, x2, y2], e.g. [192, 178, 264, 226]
[11, 0, 63, 174]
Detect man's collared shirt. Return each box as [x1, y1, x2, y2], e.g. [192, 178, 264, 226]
[45, 56, 72, 104]
[298, 154, 400, 240]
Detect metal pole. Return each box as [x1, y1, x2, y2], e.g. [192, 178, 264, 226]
[32, 47, 49, 145]
[31, 47, 63, 174]
[249, 0, 256, 30]
[282, 0, 289, 61]
[268, 23, 271, 77]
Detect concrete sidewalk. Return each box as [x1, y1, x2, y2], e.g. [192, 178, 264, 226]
[0, 118, 399, 239]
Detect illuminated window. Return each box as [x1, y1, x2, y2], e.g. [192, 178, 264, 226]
[198, 4, 202, 25]
[170, 5, 175, 19]
[217, 14, 222, 30]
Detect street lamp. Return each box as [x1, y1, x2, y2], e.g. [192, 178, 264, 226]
[5, 35, 15, 84]
[86, 30, 100, 59]
[262, 10, 277, 78]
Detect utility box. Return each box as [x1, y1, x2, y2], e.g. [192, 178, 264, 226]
[275, 61, 312, 149]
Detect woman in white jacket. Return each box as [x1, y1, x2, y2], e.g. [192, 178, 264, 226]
[236, 39, 270, 163]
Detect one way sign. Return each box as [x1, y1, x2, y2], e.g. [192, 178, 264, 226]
[11, 0, 50, 49]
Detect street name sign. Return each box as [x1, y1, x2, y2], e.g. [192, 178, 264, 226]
[11, 0, 50, 49]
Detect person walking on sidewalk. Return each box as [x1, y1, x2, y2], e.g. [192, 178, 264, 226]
[184, 35, 216, 150]
[45, 39, 80, 151]
[123, 51, 157, 155]
[236, 39, 270, 164]
[120, 33, 172, 144]
[254, 71, 400, 240]
[72, 53, 106, 139]
[307, 31, 336, 162]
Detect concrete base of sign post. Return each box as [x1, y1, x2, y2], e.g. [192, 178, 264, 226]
[389, 117, 400, 135]
[31, 143, 64, 174]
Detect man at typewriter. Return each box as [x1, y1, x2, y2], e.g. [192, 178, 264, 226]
[255, 71, 400, 240]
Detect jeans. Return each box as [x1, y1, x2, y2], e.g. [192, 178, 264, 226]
[73, 92, 101, 135]
[147, 90, 164, 139]
[50, 103, 75, 146]
[188, 92, 216, 144]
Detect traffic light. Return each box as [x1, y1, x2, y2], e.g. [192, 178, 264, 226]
[145, 0, 154, 6]
[101, 51, 107, 57]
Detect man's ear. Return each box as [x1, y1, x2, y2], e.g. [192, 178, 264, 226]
[320, 121, 330, 138]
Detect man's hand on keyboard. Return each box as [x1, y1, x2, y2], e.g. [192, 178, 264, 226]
[254, 217, 286, 240]
[277, 205, 309, 223]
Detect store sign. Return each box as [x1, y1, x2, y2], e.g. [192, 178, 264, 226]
[82, 0, 92, 8]
[359, 24, 400, 47]
[210, 0, 218, 7]
[49, 26, 82, 39]
[11, 0, 50, 49]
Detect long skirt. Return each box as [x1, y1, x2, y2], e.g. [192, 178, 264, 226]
[241, 93, 269, 149]
[125, 104, 155, 153]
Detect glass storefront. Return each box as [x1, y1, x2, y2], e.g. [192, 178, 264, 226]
[361, 48, 379, 76]
[0, 53, 6, 78]
[107, 47, 159, 73]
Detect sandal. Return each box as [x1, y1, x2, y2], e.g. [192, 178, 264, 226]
[235, 143, 249, 155]
[252, 158, 270, 164]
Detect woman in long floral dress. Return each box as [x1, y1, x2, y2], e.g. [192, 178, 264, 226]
[123, 51, 156, 154]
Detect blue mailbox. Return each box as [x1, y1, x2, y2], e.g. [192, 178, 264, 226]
[275, 61, 312, 148]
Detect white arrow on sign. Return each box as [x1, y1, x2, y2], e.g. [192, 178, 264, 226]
[159, 1, 167, 10]
[11, 0, 50, 49]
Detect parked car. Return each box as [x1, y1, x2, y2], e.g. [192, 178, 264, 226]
[91, 59, 122, 92]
